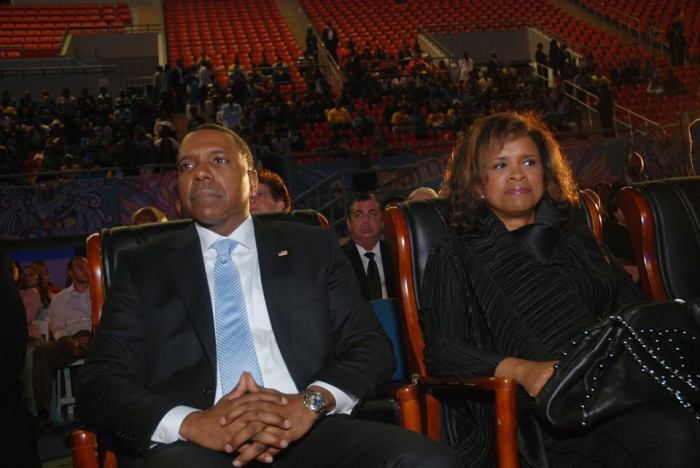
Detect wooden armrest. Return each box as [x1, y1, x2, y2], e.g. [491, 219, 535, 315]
[391, 383, 421, 434]
[418, 376, 519, 468]
[418, 375, 516, 392]
[66, 429, 99, 468]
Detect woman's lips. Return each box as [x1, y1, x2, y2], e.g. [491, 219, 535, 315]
[506, 187, 531, 195]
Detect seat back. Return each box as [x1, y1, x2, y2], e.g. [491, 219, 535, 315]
[580, 189, 603, 242]
[87, 210, 329, 328]
[383, 199, 449, 378]
[617, 177, 700, 300]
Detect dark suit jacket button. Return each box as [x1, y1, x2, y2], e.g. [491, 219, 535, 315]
[202, 386, 213, 397]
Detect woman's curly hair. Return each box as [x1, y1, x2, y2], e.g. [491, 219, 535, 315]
[440, 112, 580, 232]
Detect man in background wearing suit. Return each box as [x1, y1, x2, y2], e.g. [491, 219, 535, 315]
[77, 125, 458, 467]
[342, 193, 396, 301]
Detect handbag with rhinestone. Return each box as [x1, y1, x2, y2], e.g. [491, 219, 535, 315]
[535, 299, 700, 430]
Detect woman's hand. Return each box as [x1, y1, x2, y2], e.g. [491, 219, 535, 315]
[495, 357, 558, 397]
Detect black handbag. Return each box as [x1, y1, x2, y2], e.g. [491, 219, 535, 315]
[536, 299, 700, 430]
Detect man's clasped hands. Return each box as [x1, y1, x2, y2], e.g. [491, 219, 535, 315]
[179, 372, 327, 467]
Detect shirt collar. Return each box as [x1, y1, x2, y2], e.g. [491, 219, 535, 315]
[355, 241, 381, 257]
[195, 215, 256, 255]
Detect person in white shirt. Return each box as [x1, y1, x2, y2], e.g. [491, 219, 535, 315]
[458, 52, 474, 83]
[216, 94, 243, 130]
[32, 256, 91, 428]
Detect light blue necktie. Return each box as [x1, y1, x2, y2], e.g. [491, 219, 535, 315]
[211, 238, 263, 393]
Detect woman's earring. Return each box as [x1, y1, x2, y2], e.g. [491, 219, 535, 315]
[479, 193, 485, 200]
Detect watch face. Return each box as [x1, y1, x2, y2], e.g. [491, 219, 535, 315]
[304, 389, 327, 416]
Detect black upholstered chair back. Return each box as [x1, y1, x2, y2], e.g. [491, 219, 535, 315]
[618, 177, 700, 300]
[397, 199, 449, 313]
[99, 210, 328, 290]
[100, 219, 191, 289]
[383, 198, 448, 378]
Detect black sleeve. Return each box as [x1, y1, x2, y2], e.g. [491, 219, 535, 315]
[0, 251, 28, 396]
[420, 237, 506, 377]
[77, 249, 179, 456]
[308, 229, 395, 400]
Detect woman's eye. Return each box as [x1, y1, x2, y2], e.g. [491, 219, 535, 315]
[524, 159, 536, 166]
[493, 162, 505, 169]
[179, 162, 192, 172]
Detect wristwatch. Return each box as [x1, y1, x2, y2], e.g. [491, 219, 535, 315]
[302, 388, 328, 418]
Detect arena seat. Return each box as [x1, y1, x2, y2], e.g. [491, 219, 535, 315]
[617, 177, 700, 301]
[163, 0, 305, 92]
[0, 3, 131, 58]
[300, 0, 697, 132]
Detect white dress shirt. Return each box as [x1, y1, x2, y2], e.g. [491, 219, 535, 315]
[48, 283, 92, 340]
[354, 242, 388, 299]
[152, 216, 358, 444]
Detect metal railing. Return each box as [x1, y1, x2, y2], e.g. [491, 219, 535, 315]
[58, 23, 162, 56]
[314, 32, 344, 95]
[0, 164, 176, 184]
[530, 62, 678, 137]
[0, 63, 121, 78]
[292, 163, 426, 229]
[420, 18, 584, 64]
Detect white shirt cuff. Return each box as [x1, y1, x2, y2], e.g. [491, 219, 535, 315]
[151, 406, 199, 444]
[309, 380, 359, 415]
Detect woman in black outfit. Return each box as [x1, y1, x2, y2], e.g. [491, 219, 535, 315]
[420, 112, 700, 467]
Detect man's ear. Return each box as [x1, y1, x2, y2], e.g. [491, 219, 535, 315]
[274, 200, 286, 212]
[248, 169, 258, 196]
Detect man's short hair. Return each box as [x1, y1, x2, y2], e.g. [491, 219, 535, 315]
[407, 186, 439, 201]
[67, 256, 86, 271]
[347, 192, 382, 214]
[258, 168, 292, 211]
[187, 123, 255, 169]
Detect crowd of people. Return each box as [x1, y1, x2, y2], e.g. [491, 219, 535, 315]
[5, 35, 689, 186]
[0, 85, 176, 183]
[334, 40, 587, 148]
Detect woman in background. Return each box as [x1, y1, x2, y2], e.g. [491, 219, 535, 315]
[420, 112, 699, 467]
[19, 264, 50, 342]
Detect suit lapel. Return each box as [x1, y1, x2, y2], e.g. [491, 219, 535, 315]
[165, 224, 217, 372]
[252, 219, 295, 375]
[380, 240, 396, 297]
[345, 241, 369, 298]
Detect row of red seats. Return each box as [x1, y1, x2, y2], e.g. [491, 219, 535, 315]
[301, 0, 696, 132]
[163, 0, 304, 90]
[0, 3, 131, 59]
[583, 0, 700, 58]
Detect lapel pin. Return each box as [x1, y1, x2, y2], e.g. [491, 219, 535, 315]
[278, 250, 288, 257]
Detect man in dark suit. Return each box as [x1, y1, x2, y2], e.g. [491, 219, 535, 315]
[322, 21, 338, 61]
[169, 58, 187, 112]
[342, 193, 396, 301]
[77, 125, 458, 467]
[0, 251, 40, 467]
